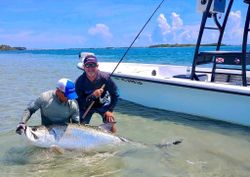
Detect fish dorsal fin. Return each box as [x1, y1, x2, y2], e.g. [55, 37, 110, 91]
[98, 122, 116, 133]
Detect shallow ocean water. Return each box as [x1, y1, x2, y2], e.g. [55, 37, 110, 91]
[0, 47, 250, 177]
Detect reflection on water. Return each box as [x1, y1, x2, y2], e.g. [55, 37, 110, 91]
[117, 99, 250, 136]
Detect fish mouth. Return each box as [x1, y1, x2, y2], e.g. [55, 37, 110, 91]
[25, 126, 40, 141]
[31, 131, 39, 140]
[30, 127, 39, 139]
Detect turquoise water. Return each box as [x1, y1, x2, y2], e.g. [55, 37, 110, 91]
[0, 45, 242, 65]
[1, 47, 250, 177]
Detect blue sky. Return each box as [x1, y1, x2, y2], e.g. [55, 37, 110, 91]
[0, 0, 247, 49]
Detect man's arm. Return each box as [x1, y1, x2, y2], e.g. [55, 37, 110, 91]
[69, 100, 80, 123]
[106, 78, 119, 112]
[16, 96, 42, 135]
[20, 96, 42, 123]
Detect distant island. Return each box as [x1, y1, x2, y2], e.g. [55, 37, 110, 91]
[149, 43, 226, 48]
[0, 44, 26, 50]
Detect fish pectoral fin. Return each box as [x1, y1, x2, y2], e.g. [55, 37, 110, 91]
[50, 145, 64, 154]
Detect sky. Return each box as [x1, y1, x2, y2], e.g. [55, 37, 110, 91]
[0, 0, 247, 49]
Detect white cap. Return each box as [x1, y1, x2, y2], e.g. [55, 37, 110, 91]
[57, 78, 78, 99]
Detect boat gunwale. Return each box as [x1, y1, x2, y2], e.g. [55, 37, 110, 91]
[110, 73, 250, 97]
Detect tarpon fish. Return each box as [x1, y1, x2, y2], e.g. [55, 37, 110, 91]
[21, 123, 129, 150]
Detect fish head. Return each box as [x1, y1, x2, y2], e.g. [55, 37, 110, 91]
[24, 126, 55, 147]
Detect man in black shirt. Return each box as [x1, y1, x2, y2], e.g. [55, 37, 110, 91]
[75, 54, 119, 132]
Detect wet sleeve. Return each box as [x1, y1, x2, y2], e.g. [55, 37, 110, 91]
[106, 78, 119, 112]
[21, 96, 42, 123]
[69, 100, 80, 123]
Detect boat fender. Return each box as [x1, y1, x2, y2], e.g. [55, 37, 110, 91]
[151, 70, 157, 76]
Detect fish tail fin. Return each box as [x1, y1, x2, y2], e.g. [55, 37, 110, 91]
[155, 138, 183, 148]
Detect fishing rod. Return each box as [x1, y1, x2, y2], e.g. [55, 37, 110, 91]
[82, 0, 166, 120]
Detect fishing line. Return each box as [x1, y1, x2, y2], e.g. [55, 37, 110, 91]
[82, 0, 166, 120]
[110, 0, 166, 76]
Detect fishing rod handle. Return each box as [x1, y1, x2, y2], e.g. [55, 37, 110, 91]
[81, 84, 106, 120]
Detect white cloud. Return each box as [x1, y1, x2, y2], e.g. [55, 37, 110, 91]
[88, 23, 112, 39]
[157, 13, 171, 35]
[229, 10, 241, 28]
[171, 12, 183, 30]
[225, 10, 243, 44]
[153, 10, 246, 45]
[178, 25, 200, 43]
[154, 12, 186, 43]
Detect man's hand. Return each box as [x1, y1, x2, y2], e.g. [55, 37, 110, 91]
[92, 88, 104, 98]
[104, 111, 116, 133]
[104, 111, 115, 123]
[16, 122, 26, 135]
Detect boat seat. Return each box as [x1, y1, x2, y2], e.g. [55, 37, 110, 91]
[197, 51, 250, 65]
[173, 73, 208, 81]
[214, 73, 250, 85]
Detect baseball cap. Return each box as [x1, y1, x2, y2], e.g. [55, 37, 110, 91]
[57, 78, 78, 99]
[77, 52, 96, 70]
[79, 52, 95, 61]
[84, 55, 97, 65]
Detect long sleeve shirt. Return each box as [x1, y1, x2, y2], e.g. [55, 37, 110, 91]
[75, 70, 119, 114]
[21, 90, 79, 125]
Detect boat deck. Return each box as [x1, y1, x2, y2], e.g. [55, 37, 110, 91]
[96, 62, 250, 86]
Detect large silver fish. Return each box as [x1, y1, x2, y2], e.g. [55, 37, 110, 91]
[21, 123, 128, 150]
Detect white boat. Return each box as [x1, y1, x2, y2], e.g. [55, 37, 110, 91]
[77, 0, 250, 127]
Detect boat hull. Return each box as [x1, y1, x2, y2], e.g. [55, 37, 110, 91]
[111, 74, 250, 127]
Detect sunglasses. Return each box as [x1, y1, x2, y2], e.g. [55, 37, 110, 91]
[85, 63, 97, 68]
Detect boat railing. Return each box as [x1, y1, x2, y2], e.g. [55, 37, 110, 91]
[197, 51, 250, 66]
[191, 0, 250, 86]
